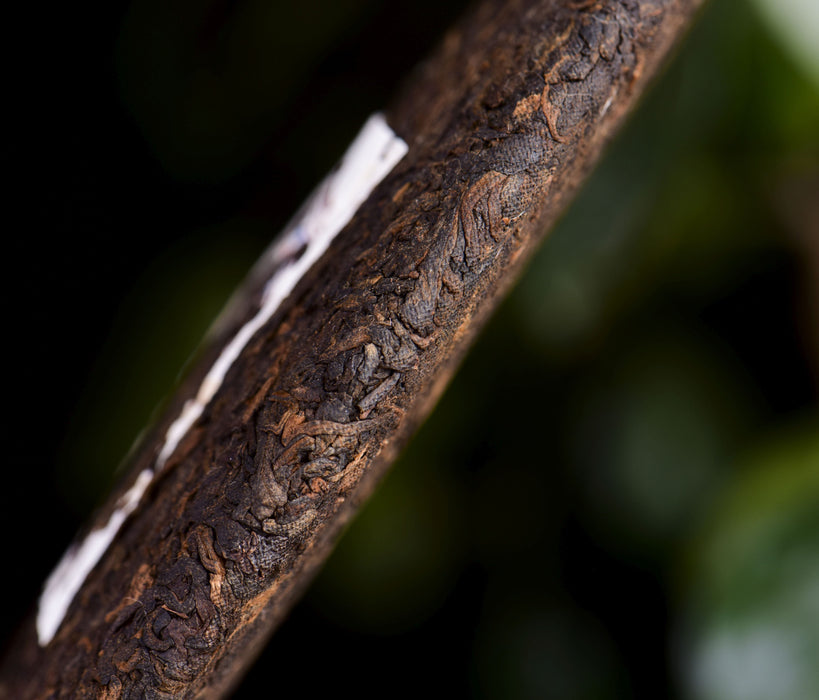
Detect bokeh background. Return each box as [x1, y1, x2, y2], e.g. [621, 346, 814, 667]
[4, 0, 819, 697]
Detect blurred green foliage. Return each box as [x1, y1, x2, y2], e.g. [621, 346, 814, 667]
[43, 0, 819, 697]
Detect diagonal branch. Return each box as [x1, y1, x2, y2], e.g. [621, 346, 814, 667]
[0, 0, 703, 696]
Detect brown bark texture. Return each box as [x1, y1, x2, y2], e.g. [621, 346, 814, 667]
[1, 0, 703, 696]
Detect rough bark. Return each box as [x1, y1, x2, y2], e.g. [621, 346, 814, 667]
[0, 0, 703, 697]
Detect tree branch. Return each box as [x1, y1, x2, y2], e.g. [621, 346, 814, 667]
[0, 0, 703, 696]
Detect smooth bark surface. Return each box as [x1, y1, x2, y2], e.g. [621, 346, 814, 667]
[1, 0, 703, 696]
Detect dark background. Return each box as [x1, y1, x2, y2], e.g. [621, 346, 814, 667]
[4, 0, 819, 697]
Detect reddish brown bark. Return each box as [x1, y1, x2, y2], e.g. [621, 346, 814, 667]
[0, 0, 703, 697]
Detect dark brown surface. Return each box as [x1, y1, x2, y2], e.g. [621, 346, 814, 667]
[0, 0, 703, 697]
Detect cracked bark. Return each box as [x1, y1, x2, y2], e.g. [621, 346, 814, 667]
[0, 0, 704, 697]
